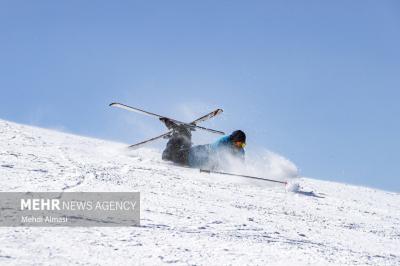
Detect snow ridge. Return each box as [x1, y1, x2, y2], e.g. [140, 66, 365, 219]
[0, 119, 399, 265]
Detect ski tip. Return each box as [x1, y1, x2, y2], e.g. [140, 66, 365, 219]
[109, 102, 118, 107]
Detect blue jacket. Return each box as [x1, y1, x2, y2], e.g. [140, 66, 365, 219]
[188, 136, 245, 169]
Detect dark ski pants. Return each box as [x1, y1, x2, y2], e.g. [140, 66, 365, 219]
[162, 126, 192, 165]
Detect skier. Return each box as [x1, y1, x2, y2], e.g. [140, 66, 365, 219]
[161, 119, 246, 170]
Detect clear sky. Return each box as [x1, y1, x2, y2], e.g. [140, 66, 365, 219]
[1, 1, 399, 191]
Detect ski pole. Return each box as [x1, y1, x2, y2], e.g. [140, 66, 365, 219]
[199, 169, 287, 185]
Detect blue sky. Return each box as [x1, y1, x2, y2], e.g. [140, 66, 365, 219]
[1, 1, 399, 191]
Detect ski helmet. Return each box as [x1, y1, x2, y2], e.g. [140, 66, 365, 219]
[230, 130, 246, 143]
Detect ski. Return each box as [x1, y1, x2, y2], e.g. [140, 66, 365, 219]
[128, 131, 172, 149]
[110, 103, 225, 135]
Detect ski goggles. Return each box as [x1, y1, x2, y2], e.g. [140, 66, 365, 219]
[234, 141, 246, 148]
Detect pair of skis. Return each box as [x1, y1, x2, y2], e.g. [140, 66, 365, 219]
[109, 103, 225, 149]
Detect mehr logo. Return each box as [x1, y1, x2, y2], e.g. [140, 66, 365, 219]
[21, 198, 61, 211]
[0, 192, 140, 227]
[20, 197, 137, 211]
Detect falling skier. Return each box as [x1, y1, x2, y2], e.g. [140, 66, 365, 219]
[161, 119, 246, 170]
[109, 103, 289, 186]
[109, 102, 246, 170]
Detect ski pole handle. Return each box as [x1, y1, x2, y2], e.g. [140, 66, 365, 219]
[200, 169, 211, 173]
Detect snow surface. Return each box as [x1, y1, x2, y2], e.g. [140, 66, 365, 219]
[0, 119, 399, 265]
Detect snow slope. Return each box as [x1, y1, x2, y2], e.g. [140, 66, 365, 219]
[0, 119, 399, 265]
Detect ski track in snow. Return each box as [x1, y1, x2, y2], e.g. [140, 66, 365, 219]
[0, 119, 399, 265]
